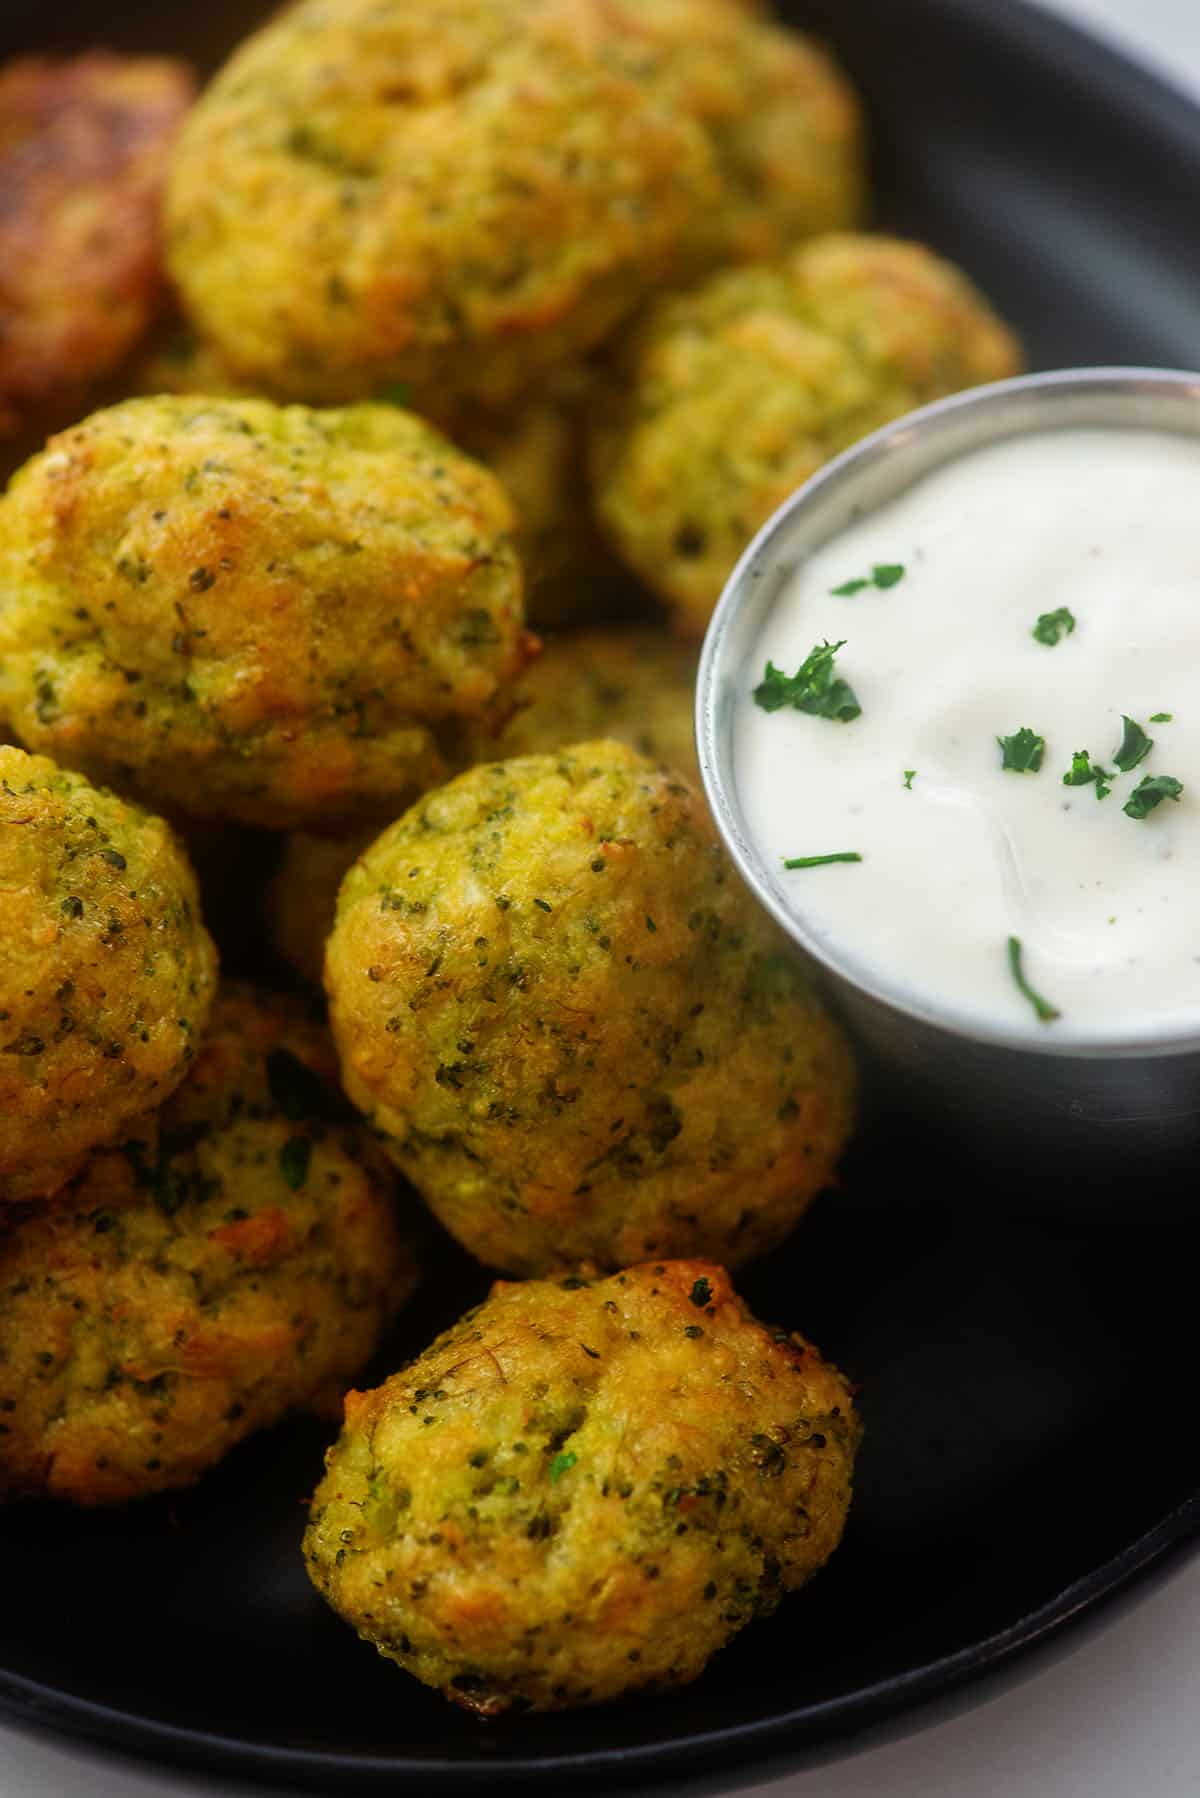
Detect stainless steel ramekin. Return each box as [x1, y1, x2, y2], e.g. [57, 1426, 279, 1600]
[697, 367, 1200, 1164]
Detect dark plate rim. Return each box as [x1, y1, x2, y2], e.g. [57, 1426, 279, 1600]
[4, 0, 1200, 1789]
[1, 1494, 1197, 1792]
[942, 0, 1200, 153]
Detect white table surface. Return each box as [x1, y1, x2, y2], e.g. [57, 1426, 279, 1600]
[3, 0, 1200, 1793]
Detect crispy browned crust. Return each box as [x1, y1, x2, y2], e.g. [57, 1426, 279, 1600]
[0, 51, 195, 439]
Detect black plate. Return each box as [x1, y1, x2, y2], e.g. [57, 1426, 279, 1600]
[3, 0, 1200, 1791]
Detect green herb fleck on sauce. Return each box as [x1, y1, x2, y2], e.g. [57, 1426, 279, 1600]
[1114, 716, 1154, 772]
[831, 563, 905, 596]
[997, 728, 1045, 773]
[753, 640, 861, 722]
[782, 852, 863, 869]
[549, 1451, 578, 1483]
[873, 563, 906, 589]
[1032, 607, 1076, 646]
[689, 1277, 713, 1308]
[1123, 774, 1183, 820]
[1062, 751, 1113, 800]
[1007, 937, 1060, 1023]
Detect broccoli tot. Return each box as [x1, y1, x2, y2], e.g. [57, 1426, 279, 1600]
[483, 628, 699, 775]
[326, 740, 855, 1274]
[266, 827, 377, 990]
[268, 634, 699, 987]
[164, 0, 718, 410]
[591, 233, 1022, 638]
[0, 52, 194, 442]
[0, 396, 531, 829]
[163, 0, 862, 412]
[0, 745, 217, 1205]
[0, 985, 420, 1504]
[304, 1260, 859, 1714]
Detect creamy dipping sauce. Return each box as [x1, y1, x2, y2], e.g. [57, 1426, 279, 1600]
[734, 426, 1200, 1043]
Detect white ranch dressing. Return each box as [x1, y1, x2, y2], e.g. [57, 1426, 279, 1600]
[734, 426, 1200, 1043]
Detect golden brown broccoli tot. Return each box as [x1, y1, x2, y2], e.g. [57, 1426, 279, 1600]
[620, 0, 864, 270]
[0, 52, 194, 442]
[485, 628, 699, 775]
[591, 234, 1022, 637]
[164, 0, 718, 410]
[0, 396, 530, 829]
[0, 745, 217, 1205]
[0, 984, 419, 1505]
[164, 0, 863, 412]
[448, 379, 629, 631]
[267, 827, 377, 991]
[304, 1259, 859, 1714]
[267, 632, 698, 986]
[326, 740, 855, 1274]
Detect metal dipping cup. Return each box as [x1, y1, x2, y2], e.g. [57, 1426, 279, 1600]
[696, 367, 1200, 1166]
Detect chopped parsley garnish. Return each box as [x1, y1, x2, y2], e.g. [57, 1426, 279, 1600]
[1123, 774, 1183, 820]
[782, 852, 863, 869]
[689, 1277, 713, 1308]
[376, 383, 412, 407]
[903, 770, 916, 789]
[997, 727, 1045, 772]
[1062, 751, 1113, 800]
[873, 563, 906, 589]
[1113, 715, 1153, 772]
[1150, 712, 1173, 723]
[831, 563, 906, 596]
[1007, 937, 1060, 1024]
[1032, 607, 1076, 646]
[549, 1451, 578, 1483]
[279, 1135, 311, 1191]
[753, 640, 861, 722]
